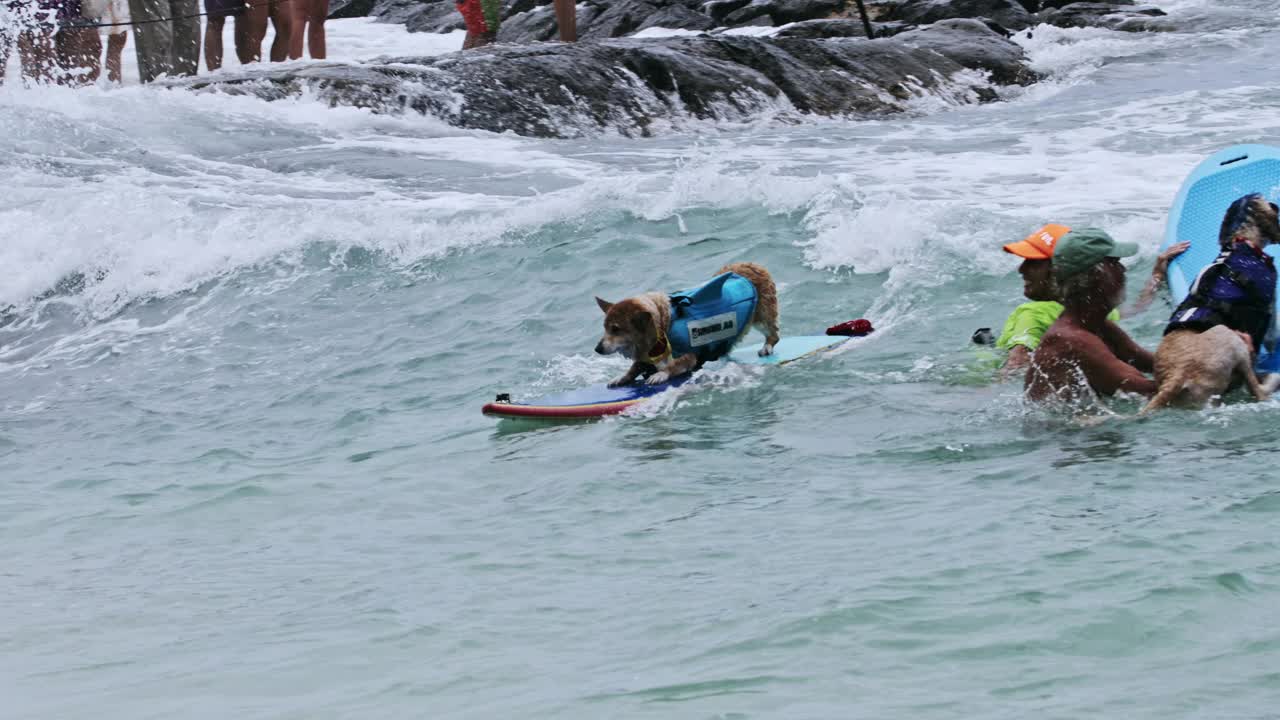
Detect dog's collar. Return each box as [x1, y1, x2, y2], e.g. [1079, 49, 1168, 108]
[646, 330, 671, 364]
[1232, 237, 1271, 261]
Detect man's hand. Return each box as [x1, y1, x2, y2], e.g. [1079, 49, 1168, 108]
[1124, 241, 1192, 318]
[1155, 241, 1191, 273]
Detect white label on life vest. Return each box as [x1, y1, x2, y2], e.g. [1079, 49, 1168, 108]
[687, 312, 739, 347]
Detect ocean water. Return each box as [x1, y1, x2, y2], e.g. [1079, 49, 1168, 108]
[4, 3, 1280, 717]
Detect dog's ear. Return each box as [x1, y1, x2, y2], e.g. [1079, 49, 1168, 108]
[631, 310, 657, 349]
[1257, 200, 1280, 245]
[596, 297, 613, 314]
[1263, 216, 1280, 246]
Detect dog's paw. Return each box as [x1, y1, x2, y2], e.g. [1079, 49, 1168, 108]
[607, 378, 631, 388]
[758, 344, 775, 357]
[646, 371, 671, 385]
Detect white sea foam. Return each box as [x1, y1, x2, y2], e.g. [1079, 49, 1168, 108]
[630, 27, 706, 39]
[2, 1, 1277, 340]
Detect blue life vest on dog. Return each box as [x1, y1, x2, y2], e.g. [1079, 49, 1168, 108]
[666, 272, 758, 362]
[1165, 242, 1277, 352]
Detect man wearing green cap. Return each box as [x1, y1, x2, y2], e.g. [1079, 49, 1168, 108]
[990, 222, 1185, 379]
[1025, 228, 1159, 403]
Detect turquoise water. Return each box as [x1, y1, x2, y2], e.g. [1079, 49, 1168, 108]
[4, 2, 1280, 716]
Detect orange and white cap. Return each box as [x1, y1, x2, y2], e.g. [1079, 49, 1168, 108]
[1002, 223, 1071, 260]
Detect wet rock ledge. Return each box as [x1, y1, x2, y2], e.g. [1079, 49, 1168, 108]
[177, 20, 1037, 138]
[171, 0, 1172, 138]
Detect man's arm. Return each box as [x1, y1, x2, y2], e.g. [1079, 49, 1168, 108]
[1000, 344, 1032, 379]
[997, 305, 1050, 379]
[1100, 321, 1155, 373]
[1072, 331, 1159, 396]
[1124, 241, 1190, 317]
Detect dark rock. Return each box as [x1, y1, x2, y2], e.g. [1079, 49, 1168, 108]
[978, 18, 1013, 36]
[328, 0, 379, 20]
[404, 1, 466, 32]
[871, 20, 917, 37]
[358, 0, 566, 33]
[886, 0, 1035, 30]
[774, 18, 915, 38]
[351, 0, 466, 32]
[703, 0, 751, 22]
[581, 0, 660, 39]
[1038, 2, 1168, 30]
[722, 3, 771, 25]
[774, 18, 875, 38]
[767, 0, 846, 23]
[724, 0, 845, 26]
[176, 26, 1035, 138]
[636, 5, 717, 32]
[1040, 0, 1132, 8]
[895, 18, 1032, 85]
[503, 0, 545, 17]
[861, 0, 901, 19]
[498, 2, 601, 42]
[364, 0, 442, 25]
[576, 3, 604, 33]
[497, 5, 559, 42]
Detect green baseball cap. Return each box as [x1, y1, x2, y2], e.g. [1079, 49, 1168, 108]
[1052, 228, 1139, 280]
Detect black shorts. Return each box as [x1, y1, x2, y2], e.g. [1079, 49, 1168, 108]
[204, 0, 245, 19]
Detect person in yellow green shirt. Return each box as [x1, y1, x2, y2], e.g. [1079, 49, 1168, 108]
[994, 223, 1188, 377]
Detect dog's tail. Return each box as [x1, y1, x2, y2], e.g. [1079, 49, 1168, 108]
[1242, 362, 1271, 402]
[1140, 374, 1184, 416]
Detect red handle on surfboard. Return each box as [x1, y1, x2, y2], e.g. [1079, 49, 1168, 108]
[825, 319, 874, 336]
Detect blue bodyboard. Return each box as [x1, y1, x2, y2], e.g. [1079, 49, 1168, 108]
[1160, 144, 1280, 372]
[728, 334, 849, 365]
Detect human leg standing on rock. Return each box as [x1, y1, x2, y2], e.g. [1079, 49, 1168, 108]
[17, 2, 60, 84]
[55, 0, 103, 86]
[456, 0, 499, 49]
[126, 0, 199, 81]
[246, 0, 292, 62]
[94, 0, 131, 84]
[553, 0, 574, 42]
[287, 0, 327, 59]
[204, 0, 249, 70]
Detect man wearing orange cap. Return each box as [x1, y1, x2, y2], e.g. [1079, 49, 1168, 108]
[995, 224, 1187, 377]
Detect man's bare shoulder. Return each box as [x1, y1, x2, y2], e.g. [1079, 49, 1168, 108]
[1039, 322, 1090, 351]
[1038, 322, 1106, 350]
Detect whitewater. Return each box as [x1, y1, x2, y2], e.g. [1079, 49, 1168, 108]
[4, 1, 1280, 717]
